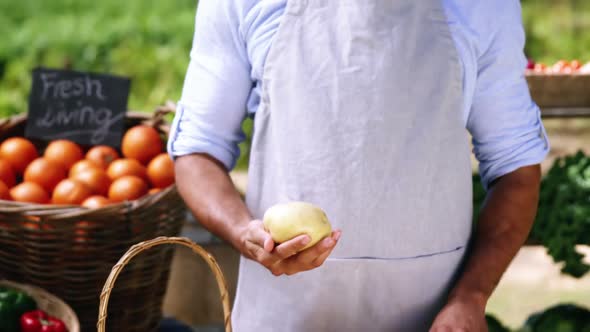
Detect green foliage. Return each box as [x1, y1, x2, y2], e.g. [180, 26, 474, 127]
[0, 0, 588, 172]
[0, 0, 197, 117]
[487, 314, 511, 332]
[522, 0, 590, 63]
[520, 304, 590, 332]
[473, 151, 590, 278]
[533, 151, 590, 278]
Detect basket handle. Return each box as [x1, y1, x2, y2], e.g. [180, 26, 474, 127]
[148, 101, 177, 127]
[97, 236, 232, 332]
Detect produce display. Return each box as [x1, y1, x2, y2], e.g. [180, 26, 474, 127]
[263, 201, 333, 251]
[0, 125, 174, 207]
[526, 59, 590, 74]
[0, 287, 37, 332]
[20, 310, 67, 332]
[473, 150, 590, 278]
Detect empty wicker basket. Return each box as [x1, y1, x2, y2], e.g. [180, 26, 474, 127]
[98, 236, 232, 332]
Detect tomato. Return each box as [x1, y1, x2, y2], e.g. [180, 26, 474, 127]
[533, 63, 547, 73]
[0, 137, 38, 174]
[0, 180, 9, 200]
[24, 157, 67, 192]
[552, 60, 570, 73]
[0, 159, 16, 187]
[108, 175, 148, 202]
[72, 168, 111, 196]
[86, 145, 120, 169]
[121, 125, 163, 164]
[526, 58, 535, 70]
[69, 159, 101, 177]
[9, 182, 50, 204]
[52, 179, 92, 205]
[570, 60, 582, 70]
[106, 158, 147, 181]
[147, 153, 175, 188]
[44, 139, 84, 170]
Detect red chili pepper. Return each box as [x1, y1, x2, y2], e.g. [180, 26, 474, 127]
[20, 310, 68, 332]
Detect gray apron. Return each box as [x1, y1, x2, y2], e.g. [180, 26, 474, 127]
[234, 0, 473, 330]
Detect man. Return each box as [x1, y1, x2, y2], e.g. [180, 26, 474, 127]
[168, 0, 550, 331]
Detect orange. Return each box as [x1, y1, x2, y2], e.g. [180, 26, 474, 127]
[86, 145, 120, 169]
[69, 159, 101, 177]
[24, 157, 67, 192]
[10, 182, 49, 204]
[0, 159, 16, 187]
[0, 137, 38, 174]
[107, 158, 147, 181]
[108, 175, 148, 202]
[81, 195, 112, 208]
[44, 139, 84, 170]
[121, 125, 163, 164]
[72, 168, 111, 196]
[147, 153, 175, 188]
[52, 179, 92, 205]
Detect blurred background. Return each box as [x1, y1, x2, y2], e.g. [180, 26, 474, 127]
[1, 0, 589, 169]
[1, 0, 589, 330]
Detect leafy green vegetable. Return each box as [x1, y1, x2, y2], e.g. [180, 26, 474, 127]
[522, 304, 590, 332]
[473, 151, 590, 278]
[533, 151, 590, 278]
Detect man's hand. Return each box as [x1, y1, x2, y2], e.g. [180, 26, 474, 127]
[239, 220, 342, 276]
[429, 295, 487, 332]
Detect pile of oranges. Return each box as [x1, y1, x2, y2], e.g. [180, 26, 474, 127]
[0, 125, 174, 208]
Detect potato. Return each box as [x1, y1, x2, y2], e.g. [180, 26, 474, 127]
[263, 201, 332, 251]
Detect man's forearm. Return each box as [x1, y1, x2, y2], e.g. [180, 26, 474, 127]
[175, 153, 251, 250]
[448, 165, 542, 307]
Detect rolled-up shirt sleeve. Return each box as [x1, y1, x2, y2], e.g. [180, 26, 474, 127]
[467, 1, 550, 189]
[168, 0, 252, 170]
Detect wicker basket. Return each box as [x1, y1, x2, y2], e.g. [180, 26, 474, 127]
[526, 73, 590, 107]
[0, 105, 186, 331]
[0, 280, 80, 332]
[98, 236, 232, 332]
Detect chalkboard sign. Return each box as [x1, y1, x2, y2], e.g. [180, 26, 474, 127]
[25, 67, 131, 147]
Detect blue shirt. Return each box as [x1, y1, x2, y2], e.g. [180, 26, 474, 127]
[168, 0, 550, 188]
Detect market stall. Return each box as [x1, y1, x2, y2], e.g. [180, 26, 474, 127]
[0, 73, 185, 331]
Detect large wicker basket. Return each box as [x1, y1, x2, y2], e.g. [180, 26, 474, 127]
[0, 106, 186, 331]
[0, 280, 80, 332]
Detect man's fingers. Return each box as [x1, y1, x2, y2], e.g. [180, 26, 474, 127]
[262, 236, 274, 253]
[246, 220, 274, 252]
[296, 230, 341, 264]
[310, 242, 337, 267]
[273, 234, 311, 260]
